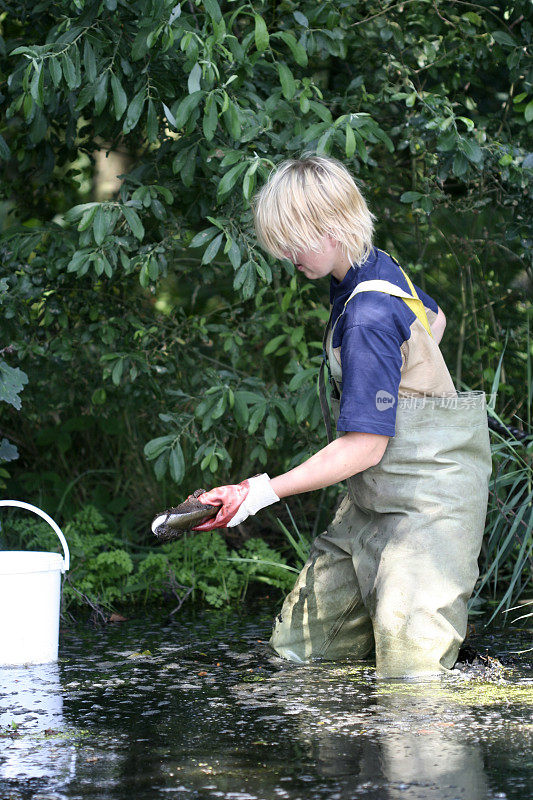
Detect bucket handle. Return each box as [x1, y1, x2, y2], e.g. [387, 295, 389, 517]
[0, 500, 70, 572]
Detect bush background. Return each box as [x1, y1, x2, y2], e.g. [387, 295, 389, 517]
[0, 1, 531, 617]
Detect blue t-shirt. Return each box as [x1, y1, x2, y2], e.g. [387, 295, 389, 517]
[330, 248, 439, 437]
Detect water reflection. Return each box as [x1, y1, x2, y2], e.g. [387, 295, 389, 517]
[0, 610, 530, 800]
[0, 663, 76, 783]
[375, 688, 488, 800]
[230, 664, 491, 800]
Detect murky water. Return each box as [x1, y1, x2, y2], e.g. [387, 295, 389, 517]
[0, 605, 531, 800]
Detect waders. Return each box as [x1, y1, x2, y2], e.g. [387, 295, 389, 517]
[270, 274, 491, 677]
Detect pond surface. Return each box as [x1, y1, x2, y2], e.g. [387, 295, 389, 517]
[0, 605, 531, 800]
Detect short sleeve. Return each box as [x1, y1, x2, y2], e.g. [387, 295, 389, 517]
[337, 324, 403, 436]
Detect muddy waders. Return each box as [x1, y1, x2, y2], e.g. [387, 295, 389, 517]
[270, 275, 491, 678]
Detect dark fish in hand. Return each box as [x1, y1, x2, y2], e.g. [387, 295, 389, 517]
[151, 489, 221, 543]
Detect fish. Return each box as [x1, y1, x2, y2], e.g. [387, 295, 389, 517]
[151, 489, 222, 543]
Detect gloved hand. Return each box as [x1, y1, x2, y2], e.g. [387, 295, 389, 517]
[193, 474, 280, 530]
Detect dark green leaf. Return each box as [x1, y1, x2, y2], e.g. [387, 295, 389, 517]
[163, 102, 176, 127]
[293, 11, 308, 27]
[204, 0, 222, 23]
[254, 15, 269, 52]
[203, 94, 218, 141]
[83, 39, 97, 82]
[248, 403, 266, 435]
[64, 202, 99, 223]
[233, 260, 252, 291]
[459, 138, 483, 164]
[345, 123, 355, 158]
[61, 53, 77, 89]
[233, 392, 249, 427]
[201, 232, 223, 264]
[146, 98, 158, 142]
[242, 264, 256, 300]
[0, 437, 19, 463]
[139, 263, 149, 287]
[492, 31, 516, 48]
[228, 239, 241, 269]
[0, 134, 11, 161]
[309, 101, 332, 123]
[277, 31, 308, 66]
[154, 451, 169, 481]
[111, 73, 127, 120]
[181, 146, 197, 186]
[217, 161, 247, 199]
[123, 89, 145, 134]
[223, 101, 241, 140]
[151, 198, 166, 220]
[169, 4, 182, 24]
[400, 191, 423, 203]
[173, 91, 203, 128]
[437, 131, 456, 152]
[242, 162, 257, 200]
[49, 58, 62, 87]
[190, 227, 218, 248]
[264, 413, 278, 447]
[188, 62, 202, 94]
[169, 442, 185, 483]
[94, 72, 109, 116]
[132, 30, 149, 61]
[93, 206, 111, 245]
[30, 62, 44, 106]
[278, 62, 296, 100]
[0, 362, 28, 410]
[76, 83, 95, 111]
[452, 151, 469, 177]
[122, 205, 145, 240]
[78, 205, 98, 231]
[264, 334, 286, 356]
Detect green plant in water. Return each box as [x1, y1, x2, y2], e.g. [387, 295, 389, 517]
[0, 504, 297, 612]
[470, 342, 532, 624]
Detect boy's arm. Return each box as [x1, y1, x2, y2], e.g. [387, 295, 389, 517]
[270, 431, 388, 499]
[193, 431, 389, 530]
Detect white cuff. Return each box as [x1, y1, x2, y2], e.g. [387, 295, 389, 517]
[227, 474, 280, 527]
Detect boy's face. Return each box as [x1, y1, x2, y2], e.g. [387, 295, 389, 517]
[283, 236, 351, 282]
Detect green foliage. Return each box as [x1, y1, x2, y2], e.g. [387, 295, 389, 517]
[471, 372, 533, 621]
[0, 1, 531, 616]
[0, 359, 28, 410]
[0, 356, 28, 480]
[0, 503, 295, 611]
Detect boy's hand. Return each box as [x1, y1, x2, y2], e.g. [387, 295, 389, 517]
[193, 474, 280, 530]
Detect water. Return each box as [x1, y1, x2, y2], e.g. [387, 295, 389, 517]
[0, 605, 531, 800]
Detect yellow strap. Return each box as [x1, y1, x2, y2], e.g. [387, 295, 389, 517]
[397, 265, 433, 338]
[374, 250, 433, 338]
[337, 252, 434, 339]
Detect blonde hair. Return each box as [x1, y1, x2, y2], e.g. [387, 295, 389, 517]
[252, 154, 375, 266]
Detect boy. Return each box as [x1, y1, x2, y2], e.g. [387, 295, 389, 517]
[192, 155, 491, 678]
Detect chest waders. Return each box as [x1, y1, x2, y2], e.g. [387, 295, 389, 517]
[269, 271, 491, 677]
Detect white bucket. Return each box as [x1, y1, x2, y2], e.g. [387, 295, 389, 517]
[0, 500, 70, 666]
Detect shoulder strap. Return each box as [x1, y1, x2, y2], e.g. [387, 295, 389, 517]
[344, 274, 433, 338]
[319, 261, 434, 444]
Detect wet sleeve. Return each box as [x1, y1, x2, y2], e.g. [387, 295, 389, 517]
[337, 324, 403, 437]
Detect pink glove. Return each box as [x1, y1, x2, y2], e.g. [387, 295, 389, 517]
[192, 481, 250, 531]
